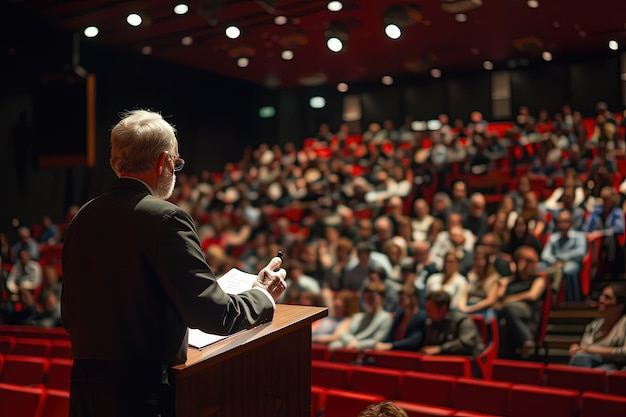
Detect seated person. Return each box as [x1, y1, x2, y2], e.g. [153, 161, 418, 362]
[6, 248, 42, 299]
[329, 281, 393, 351]
[501, 217, 542, 260]
[425, 251, 468, 310]
[280, 260, 321, 304]
[312, 289, 361, 345]
[374, 284, 425, 352]
[569, 283, 626, 370]
[419, 290, 484, 359]
[457, 246, 500, 321]
[359, 265, 401, 315]
[496, 246, 547, 359]
[429, 214, 476, 269]
[540, 210, 586, 303]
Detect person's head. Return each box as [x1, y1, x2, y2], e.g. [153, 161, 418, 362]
[358, 400, 408, 417]
[110, 110, 181, 200]
[443, 250, 460, 277]
[17, 227, 31, 242]
[388, 196, 404, 215]
[512, 216, 529, 239]
[469, 193, 486, 218]
[412, 241, 430, 264]
[449, 225, 465, 248]
[600, 186, 618, 211]
[556, 210, 573, 236]
[517, 175, 531, 195]
[598, 283, 626, 317]
[425, 290, 451, 322]
[561, 188, 575, 209]
[383, 237, 407, 265]
[500, 195, 514, 213]
[374, 216, 393, 241]
[452, 180, 468, 202]
[513, 245, 539, 280]
[447, 213, 463, 230]
[357, 218, 374, 239]
[432, 192, 451, 214]
[363, 281, 386, 311]
[335, 289, 361, 318]
[479, 233, 501, 257]
[336, 237, 354, 261]
[413, 199, 429, 219]
[18, 248, 31, 265]
[368, 264, 388, 283]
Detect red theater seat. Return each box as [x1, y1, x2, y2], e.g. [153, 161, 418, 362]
[363, 350, 422, 372]
[510, 384, 579, 417]
[13, 337, 53, 357]
[350, 367, 402, 399]
[311, 360, 351, 390]
[607, 371, 626, 396]
[311, 386, 326, 417]
[419, 355, 472, 377]
[0, 382, 45, 417]
[399, 371, 455, 408]
[1, 354, 50, 386]
[41, 388, 70, 417]
[580, 391, 626, 417]
[311, 343, 330, 361]
[394, 400, 456, 417]
[47, 358, 72, 391]
[0, 335, 15, 354]
[49, 339, 73, 359]
[322, 388, 385, 417]
[545, 363, 607, 393]
[453, 377, 512, 416]
[491, 359, 545, 385]
[329, 347, 360, 364]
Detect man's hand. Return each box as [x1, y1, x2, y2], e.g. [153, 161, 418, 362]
[253, 256, 287, 302]
[420, 345, 442, 356]
[569, 343, 580, 357]
[375, 342, 393, 351]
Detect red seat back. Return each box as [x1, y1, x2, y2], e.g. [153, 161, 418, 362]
[13, 337, 53, 357]
[47, 358, 73, 391]
[400, 371, 455, 407]
[49, 339, 73, 359]
[322, 388, 385, 417]
[329, 347, 360, 364]
[491, 359, 545, 385]
[363, 350, 422, 372]
[453, 377, 512, 416]
[510, 384, 579, 417]
[393, 400, 456, 417]
[311, 343, 330, 361]
[0, 335, 16, 354]
[545, 364, 607, 393]
[41, 388, 70, 417]
[311, 360, 351, 390]
[419, 355, 472, 377]
[607, 371, 626, 396]
[350, 367, 402, 399]
[580, 391, 626, 417]
[1, 354, 50, 385]
[0, 382, 45, 417]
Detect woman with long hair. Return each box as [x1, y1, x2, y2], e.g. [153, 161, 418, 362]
[457, 246, 500, 320]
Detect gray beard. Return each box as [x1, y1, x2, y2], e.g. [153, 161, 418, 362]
[154, 166, 176, 200]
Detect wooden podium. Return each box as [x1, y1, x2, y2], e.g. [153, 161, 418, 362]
[170, 304, 327, 417]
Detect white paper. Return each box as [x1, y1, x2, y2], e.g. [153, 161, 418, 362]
[188, 268, 258, 349]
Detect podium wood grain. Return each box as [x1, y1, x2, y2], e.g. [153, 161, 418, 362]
[171, 304, 327, 417]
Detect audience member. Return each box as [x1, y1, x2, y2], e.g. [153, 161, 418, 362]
[358, 400, 408, 417]
[496, 246, 547, 359]
[420, 290, 484, 358]
[10, 226, 39, 263]
[569, 283, 626, 370]
[457, 246, 500, 320]
[540, 210, 587, 302]
[375, 284, 425, 351]
[312, 290, 360, 345]
[501, 217, 542, 260]
[6, 248, 42, 298]
[464, 193, 488, 240]
[425, 251, 468, 310]
[328, 281, 393, 350]
[410, 198, 435, 242]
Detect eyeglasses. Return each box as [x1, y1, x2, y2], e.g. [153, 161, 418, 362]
[169, 155, 185, 171]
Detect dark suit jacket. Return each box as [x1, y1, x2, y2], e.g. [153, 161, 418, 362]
[61, 178, 274, 365]
[386, 309, 426, 351]
[423, 310, 484, 358]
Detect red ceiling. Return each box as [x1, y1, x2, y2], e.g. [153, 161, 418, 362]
[15, 0, 626, 88]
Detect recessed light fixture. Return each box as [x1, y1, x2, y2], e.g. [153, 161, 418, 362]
[141, 46, 152, 55]
[225, 26, 241, 39]
[237, 57, 249, 67]
[382, 75, 394, 85]
[455, 13, 467, 23]
[310, 96, 326, 109]
[430, 68, 442, 78]
[173, 4, 188, 15]
[84, 26, 99, 38]
[384, 24, 402, 40]
[327, 1, 343, 12]
[281, 50, 294, 60]
[542, 51, 552, 61]
[327, 37, 343, 52]
[181, 36, 193, 46]
[127, 13, 142, 27]
[337, 83, 348, 92]
[527, 0, 539, 8]
[483, 61, 493, 70]
[609, 40, 619, 51]
[274, 15, 287, 25]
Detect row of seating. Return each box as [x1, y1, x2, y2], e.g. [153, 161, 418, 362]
[0, 382, 68, 417]
[0, 354, 72, 391]
[311, 384, 626, 417]
[0, 324, 70, 341]
[0, 336, 72, 358]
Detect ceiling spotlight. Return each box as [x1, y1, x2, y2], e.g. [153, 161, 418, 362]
[237, 57, 249, 67]
[527, 0, 539, 8]
[274, 15, 287, 25]
[384, 24, 402, 40]
[310, 96, 326, 109]
[173, 4, 189, 15]
[327, 1, 343, 12]
[181, 36, 193, 45]
[431, 68, 442, 78]
[382, 75, 394, 85]
[84, 26, 99, 38]
[483, 60, 493, 70]
[454, 13, 467, 23]
[337, 83, 348, 92]
[326, 21, 349, 53]
[542, 51, 552, 61]
[225, 25, 241, 39]
[141, 46, 152, 55]
[281, 50, 294, 60]
[127, 13, 142, 27]
[609, 40, 619, 51]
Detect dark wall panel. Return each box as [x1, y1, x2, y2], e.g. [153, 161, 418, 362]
[446, 74, 491, 122]
[404, 81, 446, 121]
[511, 64, 570, 116]
[569, 56, 621, 116]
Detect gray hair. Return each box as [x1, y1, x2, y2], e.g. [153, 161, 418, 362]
[110, 110, 177, 175]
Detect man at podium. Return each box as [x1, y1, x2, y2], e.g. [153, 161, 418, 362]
[61, 110, 287, 417]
